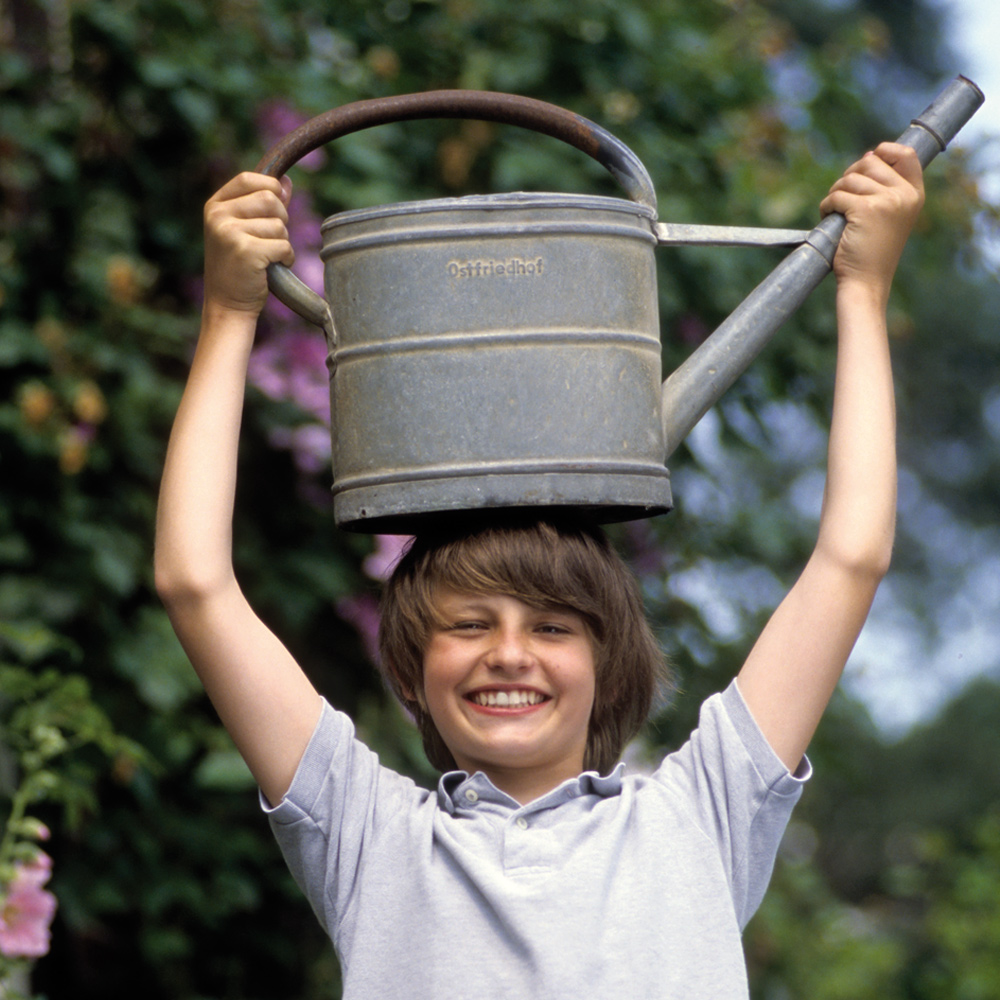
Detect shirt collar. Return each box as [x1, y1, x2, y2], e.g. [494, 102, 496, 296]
[437, 762, 625, 813]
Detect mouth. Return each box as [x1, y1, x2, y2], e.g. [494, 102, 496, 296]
[465, 688, 550, 710]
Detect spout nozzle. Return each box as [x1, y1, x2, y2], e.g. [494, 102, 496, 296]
[902, 74, 986, 166]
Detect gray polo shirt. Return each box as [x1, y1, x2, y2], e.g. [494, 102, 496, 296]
[264, 681, 807, 999]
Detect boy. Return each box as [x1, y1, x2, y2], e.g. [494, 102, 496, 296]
[155, 142, 923, 998]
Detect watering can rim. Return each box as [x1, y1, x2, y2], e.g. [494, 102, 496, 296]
[319, 190, 658, 230]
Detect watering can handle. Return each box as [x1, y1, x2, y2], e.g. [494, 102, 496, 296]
[660, 74, 986, 458]
[255, 90, 658, 333]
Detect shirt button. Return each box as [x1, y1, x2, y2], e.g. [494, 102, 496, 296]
[464, 789, 479, 803]
[515, 817, 529, 830]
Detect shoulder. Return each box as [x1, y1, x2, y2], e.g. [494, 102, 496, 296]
[264, 699, 428, 825]
[652, 681, 810, 799]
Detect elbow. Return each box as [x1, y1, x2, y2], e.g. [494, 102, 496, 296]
[154, 546, 231, 612]
[817, 533, 894, 585]
[815, 511, 895, 582]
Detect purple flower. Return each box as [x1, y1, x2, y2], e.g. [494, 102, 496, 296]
[257, 101, 327, 171]
[248, 330, 330, 421]
[336, 594, 381, 664]
[268, 424, 331, 475]
[0, 853, 57, 959]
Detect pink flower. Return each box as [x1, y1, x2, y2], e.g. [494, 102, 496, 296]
[363, 535, 412, 581]
[0, 853, 57, 959]
[248, 329, 332, 474]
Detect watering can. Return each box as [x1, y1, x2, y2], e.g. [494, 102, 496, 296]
[258, 78, 983, 533]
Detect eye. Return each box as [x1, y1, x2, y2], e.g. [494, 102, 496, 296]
[536, 622, 573, 636]
[448, 619, 488, 632]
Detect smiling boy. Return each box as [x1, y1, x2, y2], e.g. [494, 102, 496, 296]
[421, 590, 596, 803]
[155, 142, 924, 998]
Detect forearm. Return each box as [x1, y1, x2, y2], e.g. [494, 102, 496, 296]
[816, 278, 897, 578]
[155, 305, 258, 599]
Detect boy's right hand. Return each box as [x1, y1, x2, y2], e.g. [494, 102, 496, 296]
[203, 172, 295, 317]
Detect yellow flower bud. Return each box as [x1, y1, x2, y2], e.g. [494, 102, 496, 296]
[19, 382, 57, 427]
[73, 380, 108, 425]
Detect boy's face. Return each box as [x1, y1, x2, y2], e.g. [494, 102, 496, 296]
[420, 589, 596, 801]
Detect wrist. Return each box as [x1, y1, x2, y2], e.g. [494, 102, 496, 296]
[201, 298, 264, 335]
[835, 275, 891, 316]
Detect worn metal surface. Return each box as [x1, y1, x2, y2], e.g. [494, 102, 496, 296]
[320, 192, 670, 531]
[254, 80, 983, 531]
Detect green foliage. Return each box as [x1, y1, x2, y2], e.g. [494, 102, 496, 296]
[1, 0, 998, 996]
[0, 662, 146, 836]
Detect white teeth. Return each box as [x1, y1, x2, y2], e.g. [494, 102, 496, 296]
[471, 690, 544, 708]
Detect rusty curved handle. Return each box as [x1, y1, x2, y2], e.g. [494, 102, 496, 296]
[255, 90, 657, 330]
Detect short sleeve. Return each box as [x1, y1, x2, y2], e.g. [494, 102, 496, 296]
[261, 699, 425, 937]
[652, 681, 809, 927]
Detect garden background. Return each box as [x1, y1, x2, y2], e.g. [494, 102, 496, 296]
[3, 0, 1000, 996]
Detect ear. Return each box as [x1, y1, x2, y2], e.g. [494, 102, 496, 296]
[399, 679, 427, 712]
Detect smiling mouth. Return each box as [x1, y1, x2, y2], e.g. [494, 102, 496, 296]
[466, 690, 549, 708]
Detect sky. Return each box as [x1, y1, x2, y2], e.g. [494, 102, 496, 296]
[940, 0, 1000, 196]
[842, 0, 1000, 735]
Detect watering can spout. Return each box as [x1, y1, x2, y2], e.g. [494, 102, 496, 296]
[660, 74, 985, 459]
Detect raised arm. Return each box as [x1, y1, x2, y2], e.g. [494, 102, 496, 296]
[736, 143, 925, 772]
[155, 173, 323, 805]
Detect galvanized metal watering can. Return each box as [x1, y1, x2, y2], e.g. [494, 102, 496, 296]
[258, 78, 983, 533]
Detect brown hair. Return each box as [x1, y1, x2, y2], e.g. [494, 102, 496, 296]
[377, 518, 669, 775]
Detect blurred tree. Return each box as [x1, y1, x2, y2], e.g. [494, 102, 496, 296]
[0, 0, 997, 996]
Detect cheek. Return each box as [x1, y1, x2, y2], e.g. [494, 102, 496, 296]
[420, 645, 458, 708]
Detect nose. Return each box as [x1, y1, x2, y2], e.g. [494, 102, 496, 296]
[484, 625, 534, 672]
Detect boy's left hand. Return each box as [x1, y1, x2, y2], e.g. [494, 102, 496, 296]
[820, 141, 925, 296]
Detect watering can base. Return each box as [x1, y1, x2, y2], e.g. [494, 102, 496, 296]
[334, 471, 673, 534]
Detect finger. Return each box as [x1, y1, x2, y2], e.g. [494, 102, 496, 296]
[819, 189, 862, 219]
[828, 168, 888, 195]
[837, 151, 900, 187]
[839, 145, 923, 195]
[224, 214, 290, 241]
[257, 237, 296, 269]
[871, 141, 925, 193]
[205, 191, 290, 241]
[208, 216, 292, 266]
[213, 171, 287, 203]
[225, 188, 290, 223]
[819, 171, 878, 215]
